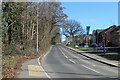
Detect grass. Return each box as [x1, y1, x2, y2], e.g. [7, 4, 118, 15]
[69, 45, 96, 53]
[67, 45, 120, 61]
[97, 53, 120, 61]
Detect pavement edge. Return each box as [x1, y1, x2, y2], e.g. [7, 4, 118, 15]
[64, 45, 119, 68]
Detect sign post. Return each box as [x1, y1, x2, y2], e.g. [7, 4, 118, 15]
[85, 26, 90, 48]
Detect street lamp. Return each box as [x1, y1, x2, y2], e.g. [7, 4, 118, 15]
[37, 2, 39, 52]
[103, 33, 106, 52]
[36, 2, 43, 52]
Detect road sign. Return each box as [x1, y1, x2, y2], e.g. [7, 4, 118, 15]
[86, 26, 90, 35]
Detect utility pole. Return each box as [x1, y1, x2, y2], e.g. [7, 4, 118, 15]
[37, 2, 39, 52]
[103, 33, 106, 52]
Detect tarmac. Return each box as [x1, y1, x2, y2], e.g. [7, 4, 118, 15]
[64, 46, 119, 67]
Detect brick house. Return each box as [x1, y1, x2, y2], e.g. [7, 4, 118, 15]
[99, 25, 117, 47]
[110, 26, 120, 47]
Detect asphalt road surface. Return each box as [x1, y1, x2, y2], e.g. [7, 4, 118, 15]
[41, 44, 118, 79]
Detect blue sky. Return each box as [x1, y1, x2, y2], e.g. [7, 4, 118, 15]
[61, 2, 118, 41]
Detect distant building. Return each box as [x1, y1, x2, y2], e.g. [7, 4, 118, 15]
[92, 29, 104, 44]
[92, 30, 96, 43]
[99, 25, 117, 47]
[110, 26, 120, 47]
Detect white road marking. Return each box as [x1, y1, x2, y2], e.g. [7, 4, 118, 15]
[82, 65, 100, 73]
[63, 46, 118, 76]
[69, 59, 76, 64]
[63, 53, 65, 56]
[37, 46, 53, 78]
[38, 58, 51, 78]
[81, 60, 90, 64]
[92, 65, 96, 66]
[59, 47, 68, 59]
[65, 56, 68, 58]
[59, 47, 76, 64]
[61, 47, 98, 67]
[28, 65, 46, 77]
[60, 47, 79, 59]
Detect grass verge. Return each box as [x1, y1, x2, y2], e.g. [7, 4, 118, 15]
[67, 45, 120, 61]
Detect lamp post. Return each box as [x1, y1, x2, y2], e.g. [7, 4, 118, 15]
[103, 33, 106, 52]
[36, 2, 39, 52]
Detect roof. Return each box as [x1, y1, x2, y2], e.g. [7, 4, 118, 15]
[99, 25, 117, 34]
[96, 29, 104, 34]
[110, 26, 120, 33]
[92, 29, 104, 35]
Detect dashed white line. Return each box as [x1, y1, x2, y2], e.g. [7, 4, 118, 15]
[82, 65, 100, 73]
[60, 47, 79, 59]
[59, 47, 68, 58]
[81, 60, 90, 64]
[65, 56, 68, 58]
[69, 59, 76, 64]
[61, 47, 97, 66]
[92, 65, 96, 66]
[62, 52, 65, 56]
[59, 47, 76, 63]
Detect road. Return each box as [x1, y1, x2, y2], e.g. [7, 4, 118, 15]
[41, 44, 118, 79]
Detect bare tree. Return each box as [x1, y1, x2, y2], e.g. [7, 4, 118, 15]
[62, 20, 84, 42]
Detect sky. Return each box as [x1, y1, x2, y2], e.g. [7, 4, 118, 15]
[61, 2, 118, 41]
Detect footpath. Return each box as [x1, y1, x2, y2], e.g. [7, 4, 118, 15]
[17, 46, 53, 79]
[65, 46, 119, 67]
[17, 58, 48, 78]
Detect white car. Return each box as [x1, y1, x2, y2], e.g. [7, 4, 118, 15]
[75, 45, 79, 47]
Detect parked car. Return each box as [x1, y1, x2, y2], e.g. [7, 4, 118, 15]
[89, 43, 98, 47]
[97, 46, 104, 50]
[75, 45, 79, 47]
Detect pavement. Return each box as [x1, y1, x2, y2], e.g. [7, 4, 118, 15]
[17, 46, 53, 79]
[64, 45, 119, 67]
[18, 59, 48, 78]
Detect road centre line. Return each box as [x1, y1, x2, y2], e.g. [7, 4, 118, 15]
[59, 47, 76, 63]
[60, 47, 79, 59]
[58, 47, 68, 58]
[65, 55, 68, 58]
[82, 65, 100, 73]
[59, 47, 76, 64]
[69, 59, 76, 64]
[81, 59, 91, 64]
[62, 46, 118, 74]
[62, 47, 97, 66]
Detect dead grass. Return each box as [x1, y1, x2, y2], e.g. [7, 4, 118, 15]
[2, 55, 38, 78]
[2, 46, 50, 78]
